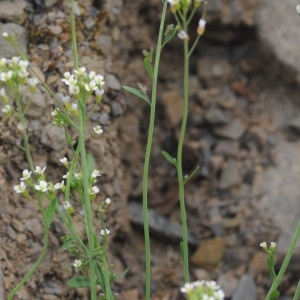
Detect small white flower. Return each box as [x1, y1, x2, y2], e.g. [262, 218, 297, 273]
[11, 56, 20, 64]
[63, 172, 70, 179]
[2, 104, 12, 114]
[91, 170, 101, 178]
[19, 60, 29, 68]
[69, 85, 80, 95]
[270, 242, 276, 249]
[100, 228, 110, 236]
[63, 201, 71, 209]
[14, 182, 26, 193]
[71, 103, 78, 111]
[89, 71, 96, 79]
[18, 68, 29, 78]
[0, 58, 7, 66]
[74, 172, 82, 180]
[89, 186, 99, 195]
[105, 197, 111, 205]
[73, 259, 82, 268]
[297, 4, 300, 14]
[54, 181, 64, 190]
[0, 88, 6, 97]
[95, 89, 104, 97]
[177, 30, 188, 40]
[17, 123, 25, 131]
[197, 18, 206, 35]
[74, 67, 86, 76]
[94, 74, 105, 86]
[60, 157, 68, 165]
[27, 77, 39, 87]
[260, 241, 267, 249]
[63, 72, 71, 79]
[34, 166, 46, 174]
[0, 71, 13, 82]
[51, 108, 60, 116]
[2, 32, 8, 38]
[20, 169, 32, 181]
[93, 125, 103, 134]
[167, 0, 180, 5]
[180, 282, 195, 293]
[35, 180, 49, 192]
[84, 80, 97, 92]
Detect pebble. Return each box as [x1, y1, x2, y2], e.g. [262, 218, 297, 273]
[0, 0, 27, 24]
[48, 25, 62, 35]
[12, 218, 24, 232]
[94, 35, 112, 55]
[7, 226, 16, 240]
[248, 251, 268, 276]
[214, 140, 239, 157]
[217, 86, 237, 110]
[191, 237, 226, 268]
[232, 275, 257, 300]
[105, 73, 121, 90]
[84, 17, 96, 29]
[112, 102, 124, 116]
[218, 272, 238, 298]
[41, 124, 67, 151]
[43, 281, 62, 295]
[161, 90, 183, 127]
[24, 89, 46, 118]
[218, 161, 241, 189]
[205, 106, 231, 125]
[214, 118, 246, 140]
[24, 219, 42, 237]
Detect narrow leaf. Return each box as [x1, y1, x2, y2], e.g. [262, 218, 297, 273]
[61, 238, 73, 251]
[123, 86, 151, 105]
[45, 198, 57, 229]
[162, 26, 178, 47]
[161, 150, 176, 166]
[184, 165, 200, 184]
[67, 276, 90, 288]
[144, 58, 154, 81]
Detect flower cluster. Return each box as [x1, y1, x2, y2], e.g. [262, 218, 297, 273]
[180, 280, 225, 300]
[260, 241, 276, 255]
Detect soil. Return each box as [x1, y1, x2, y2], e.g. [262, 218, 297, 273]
[0, 0, 299, 300]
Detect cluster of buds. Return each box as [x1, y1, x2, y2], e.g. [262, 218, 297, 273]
[181, 280, 225, 300]
[260, 241, 276, 255]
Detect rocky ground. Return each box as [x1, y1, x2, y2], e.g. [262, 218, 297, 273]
[0, 0, 300, 299]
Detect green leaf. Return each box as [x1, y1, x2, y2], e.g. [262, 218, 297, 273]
[44, 198, 57, 229]
[144, 58, 154, 81]
[110, 268, 129, 282]
[161, 150, 176, 166]
[67, 276, 90, 288]
[123, 86, 151, 106]
[183, 165, 200, 184]
[61, 238, 73, 251]
[162, 25, 178, 47]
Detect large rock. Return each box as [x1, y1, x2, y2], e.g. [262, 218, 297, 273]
[0, 0, 27, 24]
[256, 0, 300, 81]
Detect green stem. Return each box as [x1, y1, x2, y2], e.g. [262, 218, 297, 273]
[8, 208, 49, 300]
[78, 106, 97, 300]
[70, 0, 78, 70]
[265, 221, 300, 300]
[293, 279, 300, 300]
[142, 1, 168, 299]
[176, 29, 190, 283]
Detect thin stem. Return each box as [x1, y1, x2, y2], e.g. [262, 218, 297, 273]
[142, 1, 168, 299]
[293, 279, 300, 300]
[265, 221, 300, 299]
[78, 106, 97, 300]
[176, 28, 190, 283]
[69, 0, 78, 70]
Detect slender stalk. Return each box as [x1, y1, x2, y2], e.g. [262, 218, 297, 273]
[176, 23, 190, 283]
[293, 279, 300, 300]
[265, 221, 300, 299]
[142, 1, 168, 299]
[69, 0, 78, 70]
[78, 106, 97, 300]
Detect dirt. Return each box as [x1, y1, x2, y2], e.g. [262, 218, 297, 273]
[0, 0, 299, 299]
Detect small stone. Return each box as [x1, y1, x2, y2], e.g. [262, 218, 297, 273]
[24, 89, 46, 118]
[0, 0, 27, 24]
[48, 25, 62, 35]
[214, 140, 239, 157]
[44, 0, 58, 8]
[111, 102, 124, 116]
[217, 86, 237, 110]
[218, 272, 238, 298]
[24, 219, 42, 237]
[41, 124, 67, 151]
[105, 74, 121, 90]
[213, 119, 246, 139]
[12, 218, 24, 232]
[232, 275, 257, 300]
[218, 161, 241, 189]
[205, 106, 230, 125]
[7, 226, 16, 240]
[43, 281, 62, 295]
[248, 251, 268, 276]
[84, 17, 96, 29]
[161, 90, 183, 127]
[197, 88, 219, 107]
[94, 35, 112, 55]
[191, 237, 226, 268]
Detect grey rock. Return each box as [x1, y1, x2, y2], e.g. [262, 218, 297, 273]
[91, 112, 110, 125]
[112, 102, 124, 116]
[24, 88, 46, 118]
[0, 0, 27, 24]
[43, 281, 62, 295]
[232, 275, 257, 300]
[128, 202, 198, 246]
[257, 0, 300, 82]
[219, 161, 241, 189]
[95, 35, 112, 55]
[84, 17, 96, 29]
[214, 140, 239, 157]
[44, 0, 58, 8]
[41, 124, 67, 151]
[105, 73, 121, 90]
[255, 139, 300, 256]
[214, 119, 246, 140]
[0, 23, 27, 57]
[218, 272, 238, 298]
[205, 106, 230, 125]
[7, 226, 16, 240]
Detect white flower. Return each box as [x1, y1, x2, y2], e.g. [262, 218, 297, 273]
[180, 282, 195, 293]
[14, 182, 26, 193]
[95, 89, 104, 97]
[297, 4, 300, 14]
[19, 60, 29, 68]
[197, 18, 206, 35]
[178, 30, 188, 40]
[84, 80, 97, 92]
[51, 108, 60, 116]
[63, 201, 71, 209]
[17, 123, 25, 131]
[94, 74, 105, 86]
[69, 85, 80, 95]
[11, 56, 20, 64]
[0, 88, 6, 97]
[93, 125, 103, 134]
[89, 186, 99, 194]
[74, 172, 82, 180]
[74, 67, 86, 76]
[260, 241, 267, 249]
[0, 58, 7, 66]
[2, 104, 12, 114]
[89, 71, 96, 79]
[105, 197, 111, 205]
[0, 71, 13, 82]
[35, 180, 49, 192]
[167, 0, 180, 5]
[34, 166, 46, 174]
[20, 169, 32, 180]
[63, 172, 70, 179]
[270, 242, 276, 249]
[54, 181, 64, 190]
[60, 157, 68, 164]
[73, 259, 82, 268]
[27, 77, 39, 87]
[18, 68, 29, 78]
[91, 170, 101, 178]
[100, 228, 110, 236]
[2, 32, 8, 38]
